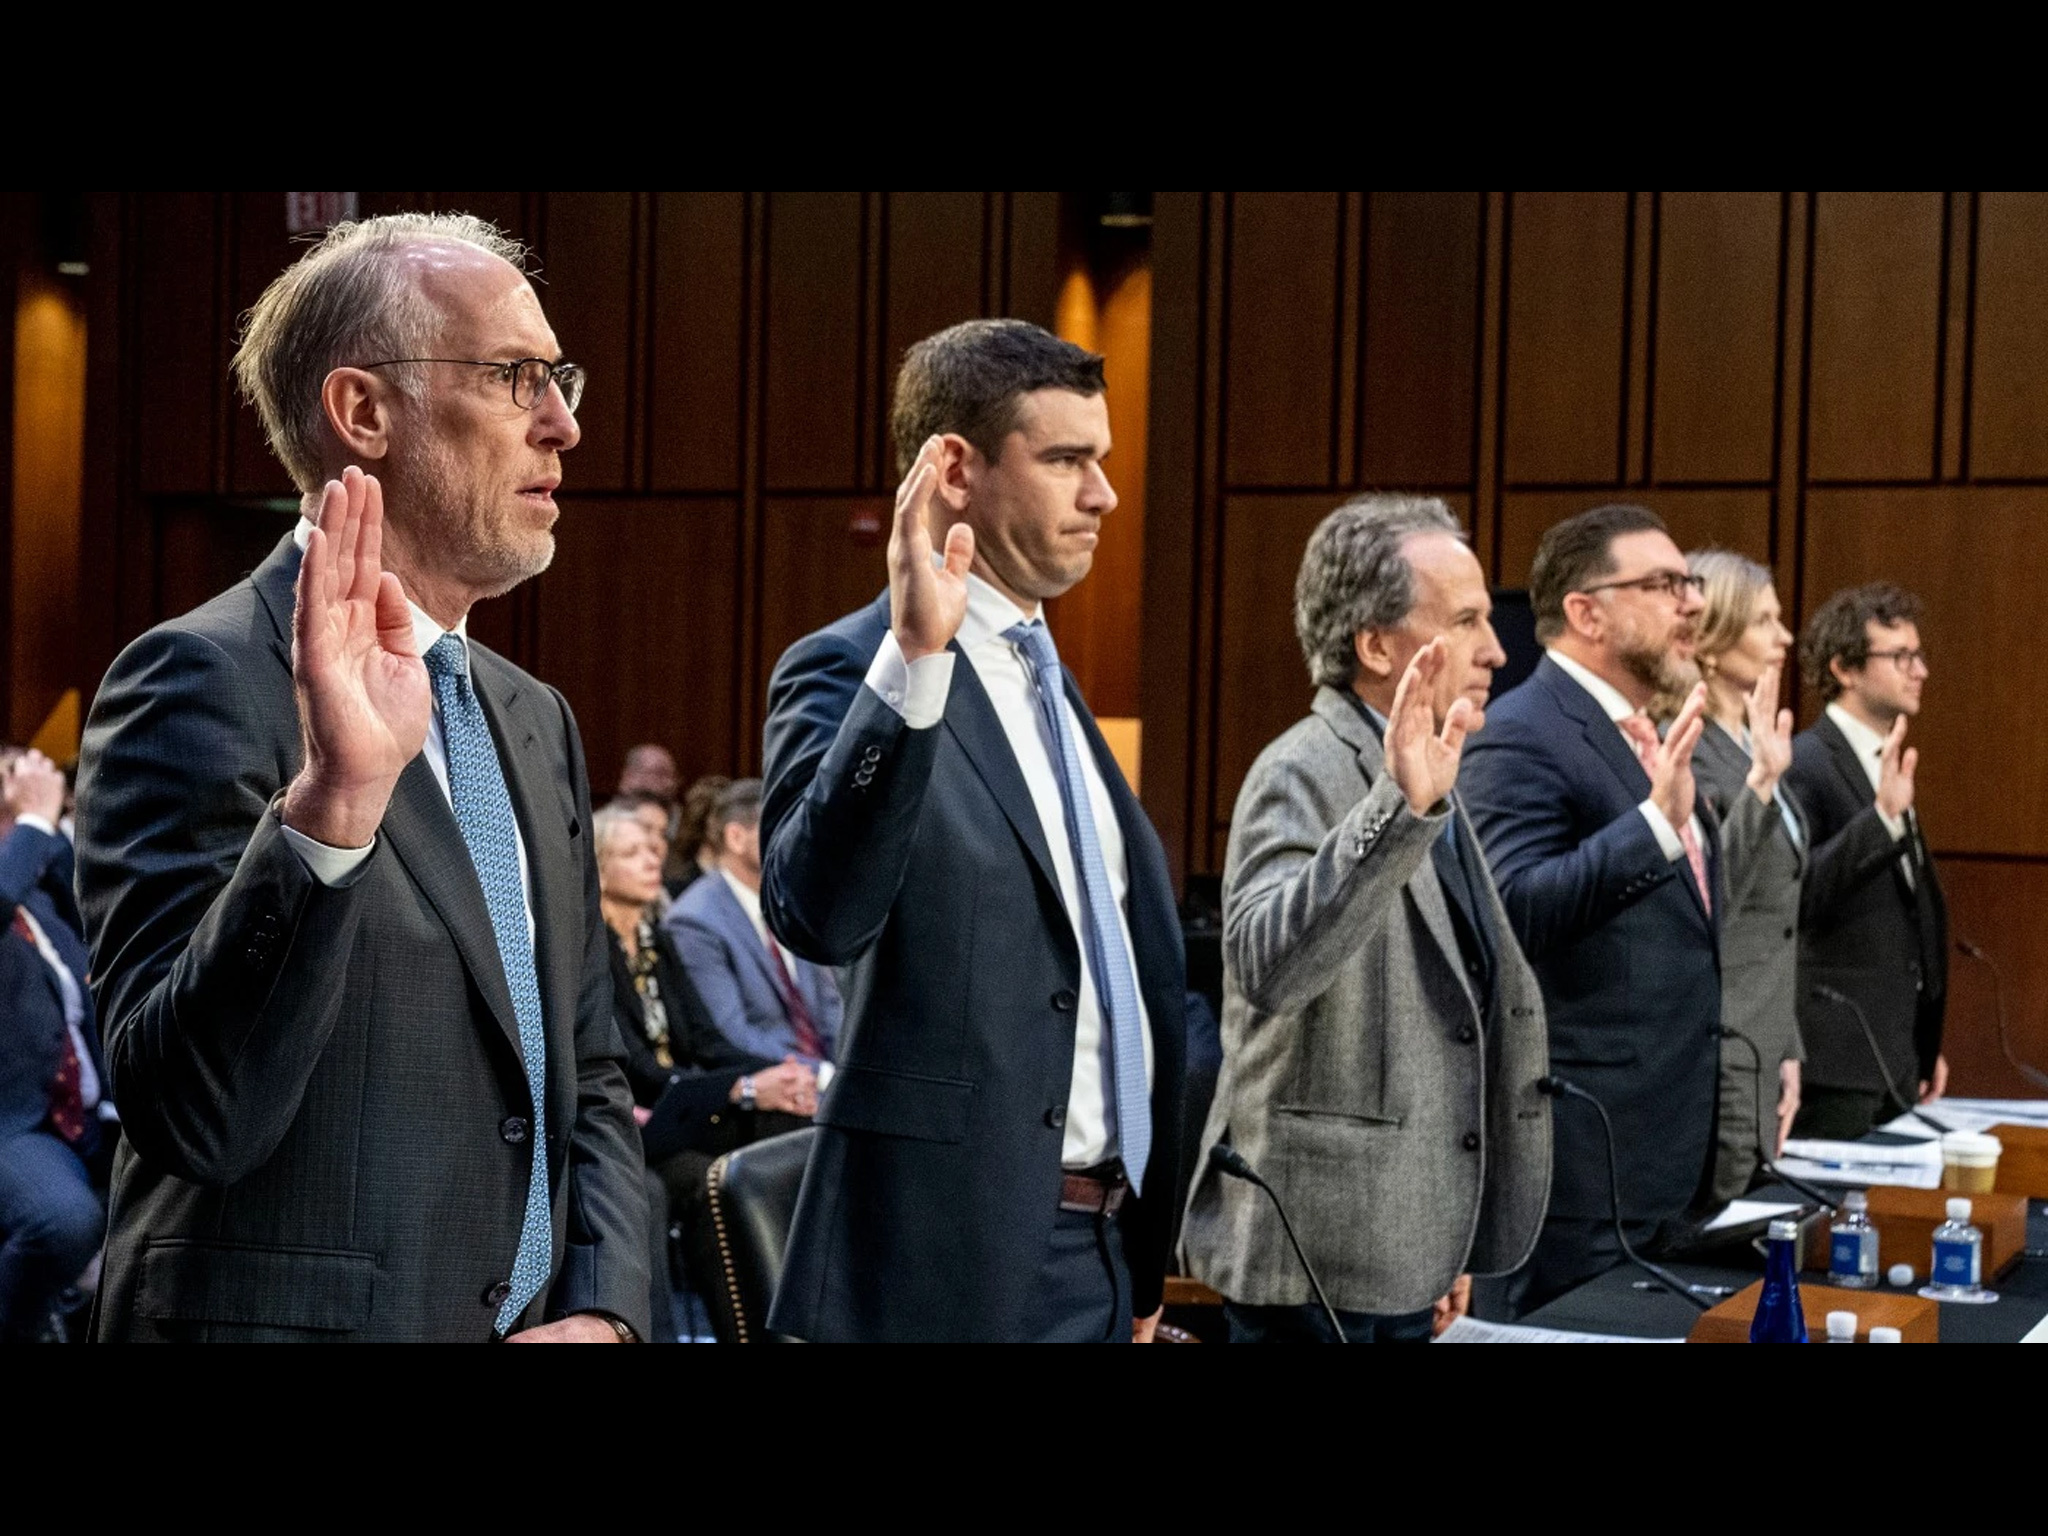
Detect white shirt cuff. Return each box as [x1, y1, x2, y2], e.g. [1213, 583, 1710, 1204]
[1878, 808, 1908, 841]
[281, 823, 376, 887]
[1638, 800, 1687, 863]
[14, 813, 58, 837]
[864, 631, 955, 729]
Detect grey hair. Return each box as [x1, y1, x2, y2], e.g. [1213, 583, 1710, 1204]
[230, 212, 530, 495]
[590, 805, 642, 867]
[1294, 494, 1466, 688]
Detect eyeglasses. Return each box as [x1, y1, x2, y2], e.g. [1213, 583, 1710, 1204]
[1578, 571, 1706, 601]
[359, 357, 585, 412]
[1866, 647, 1930, 672]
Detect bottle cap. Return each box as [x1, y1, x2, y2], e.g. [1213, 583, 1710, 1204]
[1887, 1262, 1916, 1286]
[1825, 1310, 1858, 1340]
[1868, 1325, 1903, 1343]
[1946, 1196, 1972, 1222]
[1767, 1217, 1800, 1241]
[1843, 1190, 1868, 1212]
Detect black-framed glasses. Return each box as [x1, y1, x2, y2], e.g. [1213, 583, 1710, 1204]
[1578, 571, 1706, 602]
[359, 356, 584, 412]
[1866, 647, 1930, 672]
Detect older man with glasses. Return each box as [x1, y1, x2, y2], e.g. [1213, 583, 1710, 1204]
[1786, 583, 1948, 1139]
[1461, 503, 1723, 1315]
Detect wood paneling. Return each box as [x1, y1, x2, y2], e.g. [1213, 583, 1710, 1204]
[134, 193, 219, 498]
[882, 192, 988, 478]
[648, 192, 746, 492]
[1652, 192, 1781, 484]
[758, 497, 890, 685]
[1807, 192, 1945, 483]
[763, 192, 864, 492]
[1502, 191, 1629, 486]
[1361, 192, 1481, 488]
[541, 192, 638, 493]
[227, 195, 302, 498]
[1498, 488, 1772, 594]
[1967, 192, 2048, 480]
[1940, 860, 2048, 1099]
[1224, 192, 1341, 488]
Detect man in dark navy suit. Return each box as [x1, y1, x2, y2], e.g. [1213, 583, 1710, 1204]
[1462, 504, 1722, 1314]
[0, 747, 111, 1340]
[760, 320, 1187, 1342]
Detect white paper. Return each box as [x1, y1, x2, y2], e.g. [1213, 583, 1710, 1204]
[1701, 1198, 1805, 1232]
[1876, 1096, 2048, 1141]
[2023, 1312, 2048, 1345]
[1433, 1315, 1684, 1344]
[1777, 1135, 1943, 1188]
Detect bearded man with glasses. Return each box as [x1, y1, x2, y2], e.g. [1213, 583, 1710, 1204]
[1785, 583, 1948, 1139]
[1461, 503, 1724, 1315]
[74, 213, 649, 1341]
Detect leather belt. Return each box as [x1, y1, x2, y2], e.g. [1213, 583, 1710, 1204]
[1058, 1162, 1128, 1216]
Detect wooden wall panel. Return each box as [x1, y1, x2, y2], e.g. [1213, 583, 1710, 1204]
[227, 194, 302, 498]
[1502, 191, 1629, 486]
[1361, 192, 1481, 488]
[648, 192, 746, 493]
[1651, 192, 1781, 484]
[1966, 192, 2048, 481]
[1498, 488, 1772, 593]
[1807, 192, 1945, 482]
[134, 193, 219, 498]
[757, 498, 891, 707]
[1224, 192, 1341, 488]
[882, 192, 988, 478]
[541, 192, 638, 493]
[1940, 860, 2048, 1098]
[763, 192, 864, 492]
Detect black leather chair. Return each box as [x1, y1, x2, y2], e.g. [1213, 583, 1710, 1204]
[702, 1126, 816, 1343]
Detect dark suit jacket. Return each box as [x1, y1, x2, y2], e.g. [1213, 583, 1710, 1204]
[75, 534, 649, 1342]
[1, 822, 104, 1141]
[1786, 714, 1947, 1092]
[1461, 655, 1722, 1223]
[759, 594, 1188, 1341]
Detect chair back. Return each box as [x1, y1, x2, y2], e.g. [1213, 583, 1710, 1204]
[702, 1126, 817, 1343]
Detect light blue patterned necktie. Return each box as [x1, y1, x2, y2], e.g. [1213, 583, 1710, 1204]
[424, 634, 552, 1335]
[1003, 621, 1151, 1194]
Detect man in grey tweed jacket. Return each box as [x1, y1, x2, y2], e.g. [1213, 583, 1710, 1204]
[1183, 496, 1550, 1342]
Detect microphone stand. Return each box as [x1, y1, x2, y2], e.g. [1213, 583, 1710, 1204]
[1538, 1075, 1714, 1311]
[1955, 939, 2048, 1094]
[1207, 1144, 1348, 1342]
[1810, 985, 1952, 1135]
[1719, 1027, 1838, 1213]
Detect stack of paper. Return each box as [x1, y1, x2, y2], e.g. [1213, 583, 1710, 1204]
[1777, 1136, 1943, 1188]
[1876, 1096, 2048, 1141]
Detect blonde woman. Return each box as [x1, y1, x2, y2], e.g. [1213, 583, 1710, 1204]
[1686, 550, 1806, 1202]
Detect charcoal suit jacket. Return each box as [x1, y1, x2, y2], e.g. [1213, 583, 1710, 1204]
[75, 533, 648, 1342]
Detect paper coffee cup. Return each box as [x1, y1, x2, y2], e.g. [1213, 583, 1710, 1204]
[1940, 1132, 2001, 1194]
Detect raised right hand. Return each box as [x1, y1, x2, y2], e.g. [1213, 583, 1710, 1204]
[1877, 714, 1918, 820]
[888, 436, 974, 662]
[2, 747, 66, 824]
[280, 468, 431, 848]
[1650, 683, 1708, 832]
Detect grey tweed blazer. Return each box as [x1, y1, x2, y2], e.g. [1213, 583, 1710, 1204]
[1182, 688, 1551, 1315]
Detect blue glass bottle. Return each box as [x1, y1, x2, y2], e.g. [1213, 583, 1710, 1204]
[1750, 1218, 1809, 1343]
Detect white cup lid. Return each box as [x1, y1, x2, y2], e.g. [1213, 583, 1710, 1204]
[1869, 1325, 1903, 1343]
[1826, 1310, 1858, 1339]
[1942, 1132, 2002, 1161]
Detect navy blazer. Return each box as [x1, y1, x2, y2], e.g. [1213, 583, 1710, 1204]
[1460, 655, 1722, 1223]
[1, 822, 103, 1140]
[760, 594, 1188, 1341]
[663, 867, 842, 1064]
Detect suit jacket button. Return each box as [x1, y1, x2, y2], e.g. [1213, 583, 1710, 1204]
[501, 1116, 529, 1145]
[1457, 1024, 1477, 1044]
[1462, 1131, 1480, 1151]
[1051, 989, 1077, 1012]
[863, 746, 882, 763]
[1045, 1106, 1066, 1129]
[482, 1280, 512, 1308]
[1783, 926, 1795, 940]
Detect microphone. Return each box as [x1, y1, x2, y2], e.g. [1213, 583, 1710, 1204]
[1207, 1143, 1348, 1342]
[1537, 1074, 1714, 1311]
[1954, 939, 2048, 1093]
[1809, 984, 1952, 1134]
[1718, 1028, 1837, 1212]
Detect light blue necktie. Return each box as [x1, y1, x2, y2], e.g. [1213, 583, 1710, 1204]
[425, 634, 553, 1335]
[1004, 621, 1151, 1194]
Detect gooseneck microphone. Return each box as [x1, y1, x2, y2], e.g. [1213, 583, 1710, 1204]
[1718, 1028, 1838, 1212]
[1537, 1075, 1714, 1311]
[1955, 939, 2048, 1093]
[1207, 1143, 1348, 1342]
[1809, 984, 1952, 1135]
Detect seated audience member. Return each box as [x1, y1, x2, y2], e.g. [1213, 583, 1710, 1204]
[1681, 552, 1806, 1202]
[666, 779, 843, 1066]
[604, 791, 677, 913]
[1182, 496, 1550, 1343]
[594, 806, 815, 1336]
[667, 774, 730, 899]
[1461, 504, 1721, 1315]
[1787, 583, 1946, 1139]
[617, 743, 681, 807]
[1, 747, 112, 1341]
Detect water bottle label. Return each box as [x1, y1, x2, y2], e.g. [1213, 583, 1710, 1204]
[1933, 1237, 1979, 1287]
[1830, 1231, 1873, 1277]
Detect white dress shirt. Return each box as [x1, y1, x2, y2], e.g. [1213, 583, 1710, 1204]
[1545, 649, 1701, 862]
[865, 573, 1154, 1169]
[278, 519, 535, 943]
[719, 867, 802, 980]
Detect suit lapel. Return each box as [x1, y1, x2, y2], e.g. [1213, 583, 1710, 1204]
[943, 651, 1063, 902]
[706, 868, 785, 998]
[1821, 715, 1915, 902]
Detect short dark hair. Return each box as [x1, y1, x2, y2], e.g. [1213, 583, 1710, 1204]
[679, 774, 731, 853]
[1529, 503, 1670, 643]
[1799, 582, 1924, 701]
[710, 778, 764, 839]
[889, 319, 1105, 477]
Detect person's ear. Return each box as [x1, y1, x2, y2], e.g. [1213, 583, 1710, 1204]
[1562, 590, 1603, 642]
[932, 433, 976, 515]
[1829, 655, 1858, 694]
[1353, 629, 1398, 682]
[321, 367, 394, 464]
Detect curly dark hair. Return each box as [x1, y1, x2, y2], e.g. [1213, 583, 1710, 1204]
[1798, 582, 1924, 701]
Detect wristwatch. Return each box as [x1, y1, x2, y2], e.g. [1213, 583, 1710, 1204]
[738, 1075, 757, 1112]
[596, 1313, 638, 1343]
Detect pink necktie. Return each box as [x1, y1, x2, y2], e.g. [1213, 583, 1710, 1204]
[1618, 714, 1712, 915]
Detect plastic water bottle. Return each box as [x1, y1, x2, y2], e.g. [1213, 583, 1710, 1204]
[1825, 1310, 1858, 1343]
[1828, 1191, 1879, 1289]
[1749, 1218, 1808, 1343]
[1920, 1197, 1998, 1304]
